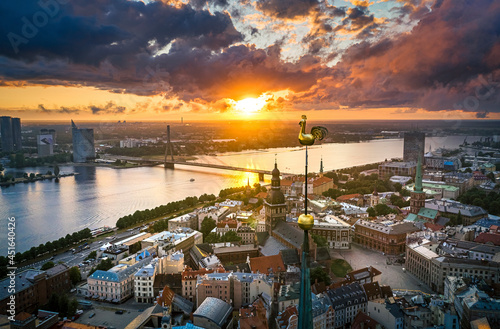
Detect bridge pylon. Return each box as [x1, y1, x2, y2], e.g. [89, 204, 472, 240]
[164, 125, 175, 169]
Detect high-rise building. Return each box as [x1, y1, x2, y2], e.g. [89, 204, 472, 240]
[0, 116, 22, 152]
[403, 131, 425, 163]
[71, 120, 95, 163]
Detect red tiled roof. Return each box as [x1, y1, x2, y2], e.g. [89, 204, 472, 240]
[475, 232, 500, 246]
[255, 192, 268, 199]
[336, 193, 363, 201]
[156, 286, 174, 306]
[424, 222, 444, 232]
[351, 311, 381, 329]
[310, 176, 335, 187]
[239, 299, 269, 329]
[217, 220, 238, 228]
[249, 254, 286, 275]
[276, 305, 298, 327]
[182, 268, 221, 280]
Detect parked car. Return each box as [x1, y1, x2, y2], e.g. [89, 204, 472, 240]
[88, 312, 95, 318]
[115, 310, 124, 315]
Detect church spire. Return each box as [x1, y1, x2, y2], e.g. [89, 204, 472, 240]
[319, 156, 324, 176]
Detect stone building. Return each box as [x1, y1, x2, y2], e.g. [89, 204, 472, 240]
[355, 220, 419, 255]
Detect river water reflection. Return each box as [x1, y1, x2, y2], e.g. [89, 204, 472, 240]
[0, 135, 480, 253]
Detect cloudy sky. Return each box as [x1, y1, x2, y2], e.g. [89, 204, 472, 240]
[1, 0, 499, 121]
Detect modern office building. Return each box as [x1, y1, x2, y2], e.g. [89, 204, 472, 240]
[403, 131, 425, 163]
[0, 116, 22, 152]
[71, 120, 95, 162]
[37, 134, 54, 157]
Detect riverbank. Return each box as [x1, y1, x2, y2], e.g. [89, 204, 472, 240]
[0, 172, 76, 187]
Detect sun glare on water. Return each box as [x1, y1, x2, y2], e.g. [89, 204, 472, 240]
[234, 97, 266, 115]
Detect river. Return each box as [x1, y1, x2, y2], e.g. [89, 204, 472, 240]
[0, 135, 481, 254]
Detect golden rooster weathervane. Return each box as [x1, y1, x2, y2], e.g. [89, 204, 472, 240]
[298, 115, 328, 145]
[297, 114, 328, 329]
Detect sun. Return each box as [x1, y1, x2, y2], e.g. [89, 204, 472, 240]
[234, 97, 266, 115]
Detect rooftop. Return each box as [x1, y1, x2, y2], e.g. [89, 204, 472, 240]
[250, 254, 285, 274]
[356, 220, 419, 235]
[89, 257, 152, 282]
[193, 297, 232, 327]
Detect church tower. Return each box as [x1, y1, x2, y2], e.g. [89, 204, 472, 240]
[370, 185, 380, 207]
[264, 162, 287, 234]
[410, 155, 426, 214]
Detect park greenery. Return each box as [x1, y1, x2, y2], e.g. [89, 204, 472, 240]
[322, 172, 394, 198]
[85, 251, 97, 261]
[367, 204, 399, 217]
[311, 267, 331, 285]
[41, 261, 55, 270]
[69, 266, 82, 285]
[312, 234, 328, 247]
[45, 293, 79, 318]
[201, 217, 216, 239]
[8, 152, 71, 168]
[88, 258, 114, 276]
[116, 195, 211, 229]
[330, 258, 353, 278]
[205, 231, 242, 243]
[457, 188, 500, 215]
[129, 241, 143, 254]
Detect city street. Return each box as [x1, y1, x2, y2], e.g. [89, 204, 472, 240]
[330, 243, 433, 294]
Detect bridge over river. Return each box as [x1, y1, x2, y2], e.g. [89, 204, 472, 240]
[119, 157, 291, 181]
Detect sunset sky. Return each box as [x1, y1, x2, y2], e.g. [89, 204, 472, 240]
[1, 0, 499, 122]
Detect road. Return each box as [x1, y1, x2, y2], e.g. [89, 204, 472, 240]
[17, 227, 142, 274]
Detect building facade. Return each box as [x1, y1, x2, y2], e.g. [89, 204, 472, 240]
[71, 120, 95, 163]
[403, 131, 425, 163]
[0, 116, 22, 152]
[355, 220, 419, 255]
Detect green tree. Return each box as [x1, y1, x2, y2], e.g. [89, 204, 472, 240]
[311, 267, 331, 285]
[312, 234, 327, 247]
[68, 298, 78, 316]
[201, 217, 216, 241]
[85, 251, 97, 261]
[367, 207, 376, 217]
[221, 230, 242, 243]
[69, 266, 81, 286]
[129, 241, 142, 254]
[41, 261, 55, 270]
[205, 232, 221, 243]
[58, 294, 69, 317]
[393, 183, 402, 192]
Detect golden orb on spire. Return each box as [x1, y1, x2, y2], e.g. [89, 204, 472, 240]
[298, 214, 314, 231]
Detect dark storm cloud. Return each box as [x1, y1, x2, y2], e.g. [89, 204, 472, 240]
[334, 5, 380, 37]
[89, 101, 126, 115]
[0, 0, 242, 64]
[36, 104, 81, 114]
[255, 0, 319, 19]
[313, 0, 500, 115]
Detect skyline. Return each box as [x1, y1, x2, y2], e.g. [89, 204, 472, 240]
[1, 0, 500, 121]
